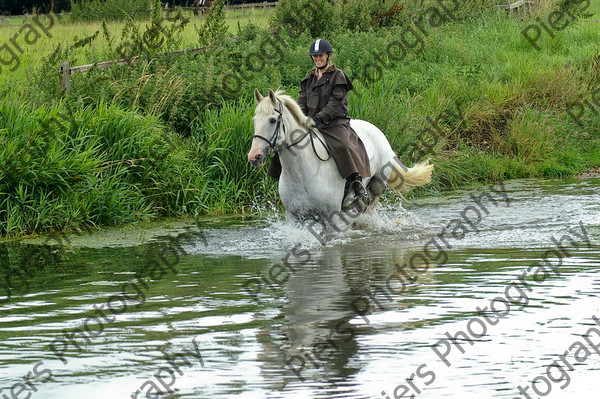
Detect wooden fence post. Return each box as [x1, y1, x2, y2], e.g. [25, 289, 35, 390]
[59, 61, 71, 94]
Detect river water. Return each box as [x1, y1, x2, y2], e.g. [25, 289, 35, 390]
[1, 177, 599, 399]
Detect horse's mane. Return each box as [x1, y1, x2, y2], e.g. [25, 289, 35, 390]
[256, 90, 310, 129]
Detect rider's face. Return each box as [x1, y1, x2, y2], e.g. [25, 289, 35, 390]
[311, 53, 329, 68]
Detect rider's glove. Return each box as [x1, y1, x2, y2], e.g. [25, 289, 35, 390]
[312, 115, 323, 125]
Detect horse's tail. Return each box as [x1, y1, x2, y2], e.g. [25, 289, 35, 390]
[388, 158, 433, 195]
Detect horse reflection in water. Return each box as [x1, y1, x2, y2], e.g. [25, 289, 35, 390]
[248, 89, 433, 222]
[254, 247, 367, 387]
[253, 244, 436, 388]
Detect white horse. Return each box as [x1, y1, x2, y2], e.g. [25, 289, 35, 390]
[248, 89, 433, 221]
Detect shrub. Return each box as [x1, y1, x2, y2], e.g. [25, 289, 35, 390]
[196, 0, 228, 47]
[101, 0, 189, 61]
[0, 97, 222, 235]
[70, 0, 152, 23]
[270, 0, 339, 37]
[338, 0, 404, 31]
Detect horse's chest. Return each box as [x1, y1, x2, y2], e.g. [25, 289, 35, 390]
[279, 176, 342, 215]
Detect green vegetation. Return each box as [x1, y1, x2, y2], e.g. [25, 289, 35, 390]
[0, 0, 599, 236]
[0, 94, 267, 236]
[70, 0, 152, 22]
[0, 8, 273, 83]
[196, 0, 229, 46]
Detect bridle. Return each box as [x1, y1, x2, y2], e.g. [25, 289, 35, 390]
[252, 100, 286, 151]
[252, 100, 331, 161]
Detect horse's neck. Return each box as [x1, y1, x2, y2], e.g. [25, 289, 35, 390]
[278, 118, 332, 182]
[279, 145, 316, 181]
[279, 137, 315, 180]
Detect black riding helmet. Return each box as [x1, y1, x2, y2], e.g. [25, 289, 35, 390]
[310, 39, 333, 70]
[309, 39, 333, 56]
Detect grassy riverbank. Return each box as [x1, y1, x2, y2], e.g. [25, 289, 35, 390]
[0, 1, 599, 236]
[0, 7, 272, 83]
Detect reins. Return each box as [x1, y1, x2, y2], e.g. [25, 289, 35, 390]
[308, 127, 331, 162]
[253, 99, 331, 161]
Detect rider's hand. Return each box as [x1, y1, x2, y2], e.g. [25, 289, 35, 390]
[311, 115, 323, 125]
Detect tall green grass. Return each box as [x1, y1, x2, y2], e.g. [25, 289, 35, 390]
[0, 92, 283, 236]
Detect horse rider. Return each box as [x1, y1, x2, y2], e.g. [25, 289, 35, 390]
[193, 0, 212, 14]
[268, 39, 370, 206]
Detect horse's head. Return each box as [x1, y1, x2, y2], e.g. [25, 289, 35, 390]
[248, 89, 285, 167]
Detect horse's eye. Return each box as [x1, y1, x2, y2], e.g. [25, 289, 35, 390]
[269, 117, 277, 124]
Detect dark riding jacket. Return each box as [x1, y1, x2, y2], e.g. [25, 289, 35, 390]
[297, 65, 352, 125]
[268, 65, 370, 179]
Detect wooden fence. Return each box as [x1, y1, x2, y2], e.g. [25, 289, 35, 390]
[494, 0, 535, 15]
[59, 37, 242, 93]
[57, 1, 278, 93]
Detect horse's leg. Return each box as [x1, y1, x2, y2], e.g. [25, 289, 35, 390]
[362, 174, 385, 213]
[366, 174, 386, 197]
[285, 210, 295, 223]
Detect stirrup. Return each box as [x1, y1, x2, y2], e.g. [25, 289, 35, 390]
[343, 189, 369, 212]
[343, 192, 368, 212]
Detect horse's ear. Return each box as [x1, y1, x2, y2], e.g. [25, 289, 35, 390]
[268, 89, 277, 104]
[254, 88, 263, 103]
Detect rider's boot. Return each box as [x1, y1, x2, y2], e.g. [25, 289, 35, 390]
[343, 173, 367, 210]
[350, 173, 366, 198]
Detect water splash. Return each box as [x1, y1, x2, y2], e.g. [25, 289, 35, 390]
[197, 201, 426, 256]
